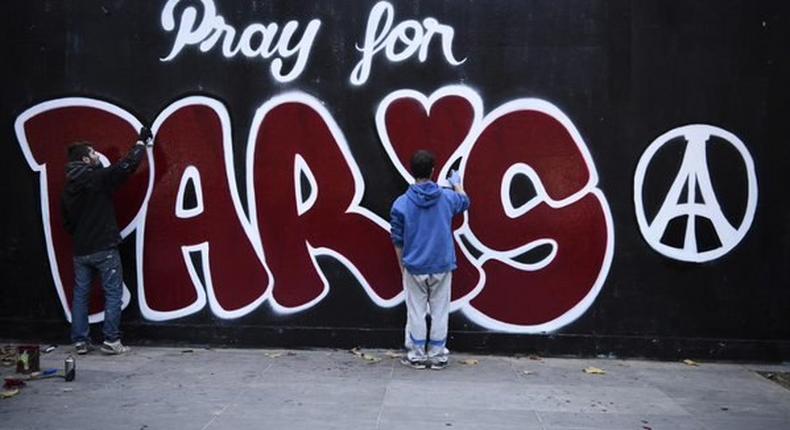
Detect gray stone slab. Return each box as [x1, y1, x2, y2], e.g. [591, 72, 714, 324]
[510, 358, 653, 388]
[260, 348, 396, 383]
[672, 397, 790, 419]
[392, 353, 523, 382]
[635, 365, 789, 395]
[378, 405, 543, 430]
[537, 412, 704, 430]
[1, 347, 788, 430]
[209, 390, 382, 430]
[384, 380, 528, 410]
[697, 416, 790, 430]
[233, 381, 387, 408]
[209, 413, 378, 430]
[385, 379, 688, 416]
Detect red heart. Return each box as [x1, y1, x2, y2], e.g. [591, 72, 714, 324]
[383, 95, 474, 181]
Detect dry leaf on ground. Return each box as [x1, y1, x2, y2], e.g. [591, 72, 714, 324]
[350, 347, 381, 363]
[361, 354, 381, 363]
[682, 359, 700, 367]
[264, 352, 284, 358]
[0, 388, 19, 399]
[459, 359, 480, 366]
[583, 366, 606, 375]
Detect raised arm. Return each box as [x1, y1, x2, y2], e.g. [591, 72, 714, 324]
[102, 126, 153, 189]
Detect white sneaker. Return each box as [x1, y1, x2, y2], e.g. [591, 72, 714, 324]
[101, 340, 130, 355]
[73, 341, 93, 355]
[399, 357, 427, 369]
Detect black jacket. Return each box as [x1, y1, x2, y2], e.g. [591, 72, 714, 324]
[61, 144, 146, 256]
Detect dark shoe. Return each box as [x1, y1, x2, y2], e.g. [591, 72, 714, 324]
[430, 360, 448, 370]
[400, 357, 427, 369]
[74, 342, 92, 355]
[101, 340, 130, 355]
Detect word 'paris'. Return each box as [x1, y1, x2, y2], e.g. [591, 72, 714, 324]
[160, 0, 464, 85]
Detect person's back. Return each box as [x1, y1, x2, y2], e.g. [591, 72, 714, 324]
[61, 133, 150, 356]
[390, 150, 470, 370]
[62, 153, 138, 256]
[391, 181, 468, 275]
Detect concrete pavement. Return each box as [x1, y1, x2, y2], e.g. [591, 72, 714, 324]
[1, 346, 789, 429]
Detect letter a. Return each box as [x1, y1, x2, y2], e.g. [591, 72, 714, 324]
[139, 97, 270, 321]
[247, 93, 402, 312]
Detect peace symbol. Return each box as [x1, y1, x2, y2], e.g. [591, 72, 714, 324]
[634, 124, 758, 263]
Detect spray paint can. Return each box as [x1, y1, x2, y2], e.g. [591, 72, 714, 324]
[64, 354, 75, 382]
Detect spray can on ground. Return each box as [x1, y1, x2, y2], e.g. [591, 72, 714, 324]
[64, 354, 75, 382]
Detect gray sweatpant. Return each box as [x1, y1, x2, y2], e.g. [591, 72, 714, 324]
[403, 270, 451, 363]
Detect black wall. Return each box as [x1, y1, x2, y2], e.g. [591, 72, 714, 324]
[1, 0, 789, 360]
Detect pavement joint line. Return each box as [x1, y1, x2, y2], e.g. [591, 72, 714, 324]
[201, 354, 274, 430]
[201, 402, 232, 430]
[375, 353, 395, 430]
[534, 409, 546, 430]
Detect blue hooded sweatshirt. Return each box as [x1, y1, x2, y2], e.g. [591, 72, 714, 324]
[390, 181, 470, 275]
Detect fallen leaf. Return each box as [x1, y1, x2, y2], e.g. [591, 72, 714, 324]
[1, 388, 20, 399]
[682, 359, 699, 367]
[350, 348, 381, 363]
[459, 359, 479, 366]
[583, 366, 606, 375]
[361, 354, 382, 363]
[522, 370, 535, 375]
[528, 355, 543, 361]
[264, 352, 283, 359]
[384, 350, 403, 359]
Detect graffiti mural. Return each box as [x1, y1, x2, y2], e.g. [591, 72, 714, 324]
[14, 87, 613, 333]
[2, 0, 787, 357]
[14, 99, 150, 323]
[376, 87, 613, 332]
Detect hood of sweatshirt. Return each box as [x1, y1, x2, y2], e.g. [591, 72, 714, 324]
[65, 161, 94, 191]
[406, 181, 441, 208]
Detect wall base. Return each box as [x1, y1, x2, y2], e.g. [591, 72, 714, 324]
[1, 318, 787, 362]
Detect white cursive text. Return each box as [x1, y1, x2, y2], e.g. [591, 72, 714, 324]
[350, 1, 466, 86]
[161, 0, 321, 83]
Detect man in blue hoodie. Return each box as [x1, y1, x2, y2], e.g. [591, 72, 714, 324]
[390, 150, 470, 369]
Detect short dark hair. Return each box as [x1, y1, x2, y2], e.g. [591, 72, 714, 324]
[410, 150, 435, 180]
[67, 142, 92, 162]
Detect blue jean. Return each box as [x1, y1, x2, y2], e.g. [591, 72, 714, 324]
[70, 248, 123, 343]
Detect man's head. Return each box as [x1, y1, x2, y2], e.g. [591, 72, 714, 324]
[410, 150, 435, 180]
[67, 142, 99, 166]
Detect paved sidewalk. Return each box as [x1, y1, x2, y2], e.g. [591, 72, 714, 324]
[1, 346, 789, 429]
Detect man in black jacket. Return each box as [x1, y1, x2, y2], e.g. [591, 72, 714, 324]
[62, 127, 152, 355]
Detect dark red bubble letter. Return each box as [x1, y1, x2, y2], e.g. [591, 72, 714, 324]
[249, 95, 402, 311]
[15, 99, 149, 321]
[463, 102, 613, 330]
[139, 98, 270, 320]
